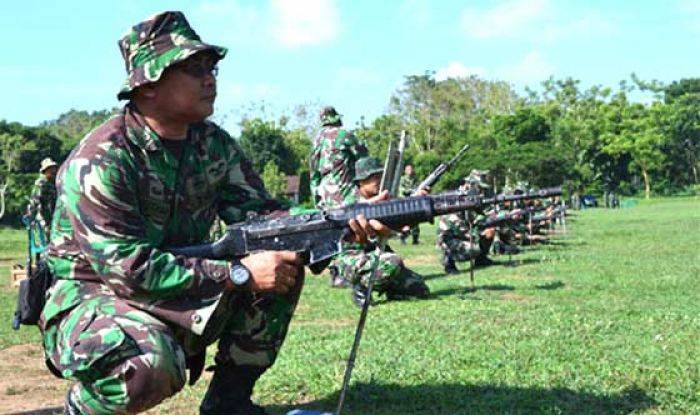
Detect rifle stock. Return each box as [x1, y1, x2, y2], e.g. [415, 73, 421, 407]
[380, 130, 407, 197]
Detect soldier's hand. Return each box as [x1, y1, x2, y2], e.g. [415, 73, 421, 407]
[348, 214, 391, 244]
[367, 189, 390, 204]
[240, 251, 302, 294]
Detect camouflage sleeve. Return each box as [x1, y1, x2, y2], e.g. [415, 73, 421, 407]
[309, 139, 322, 206]
[398, 176, 411, 197]
[217, 134, 284, 224]
[26, 181, 41, 219]
[340, 130, 368, 160]
[62, 151, 229, 300]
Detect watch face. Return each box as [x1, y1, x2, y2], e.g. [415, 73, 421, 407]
[231, 265, 250, 285]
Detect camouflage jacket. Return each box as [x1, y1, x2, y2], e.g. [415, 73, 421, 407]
[42, 104, 280, 335]
[438, 213, 473, 241]
[309, 126, 368, 209]
[26, 175, 57, 227]
[398, 174, 417, 197]
[437, 206, 499, 241]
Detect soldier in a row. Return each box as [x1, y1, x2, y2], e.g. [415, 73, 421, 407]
[309, 106, 368, 210]
[24, 157, 58, 237]
[331, 157, 430, 306]
[398, 164, 420, 244]
[437, 172, 497, 273]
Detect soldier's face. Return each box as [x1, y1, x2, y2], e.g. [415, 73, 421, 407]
[151, 52, 218, 123]
[405, 165, 413, 176]
[359, 174, 382, 198]
[44, 166, 57, 180]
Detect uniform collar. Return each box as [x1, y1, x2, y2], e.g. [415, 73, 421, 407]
[126, 104, 206, 147]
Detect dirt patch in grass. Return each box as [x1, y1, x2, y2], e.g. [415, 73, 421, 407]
[403, 255, 437, 267]
[293, 318, 355, 328]
[500, 293, 533, 302]
[0, 343, 66, 414]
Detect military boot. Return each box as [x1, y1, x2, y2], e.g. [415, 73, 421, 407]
[351, 284, 369, 308]
[385, 268, 430, 300]
[200, 363, 269, 415]
[501, 243, 520, 255]
[474, 238, 495, 267]
[473, 255, 495, 267]
[443, 254, 459, 274]
[328, 265, 349, 288]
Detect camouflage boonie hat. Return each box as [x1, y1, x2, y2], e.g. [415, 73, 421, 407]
[354, 157, 384, 181]
[320, 106, 342, 126]
[40, 158, 58, 172]
[464, 170, 490, 188]
[117, 11, 227, 100]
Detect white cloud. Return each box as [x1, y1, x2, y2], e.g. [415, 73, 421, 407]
[679, 0, 700, 33]
[270, 0, 340, 47]
[680, 0, 700, 13]
[461, 0, 551, 39]
[497, 51, 555, 85]
[195, 0, 340, 48]
[399, 0, 432, 29]
[194, 1, 262, 45]
[435, 62, 487, 81]
[541, 13, 616, 42]
[460, 0, 616, 43]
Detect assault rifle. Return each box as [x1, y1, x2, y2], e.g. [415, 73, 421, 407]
[413, 143, 470, 195]
[481, 197, 563, 228]
[169, 187, 562, 273]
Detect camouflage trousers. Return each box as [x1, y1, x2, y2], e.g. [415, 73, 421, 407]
[331, 248, 423, 293]
[400, 225, 420, 242]
[437, 236, 481, 262]
[44, 280, 302, 414]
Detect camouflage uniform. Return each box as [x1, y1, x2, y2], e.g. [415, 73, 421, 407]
[331, 157, 428, 303]
[26, 159, 58, 235]
[398, 173, 420, 244]
[42, 12, 299, 415]
[437, 175, 495, 271]
[437, 212, 481, 262]
[309, 108, 368, 210]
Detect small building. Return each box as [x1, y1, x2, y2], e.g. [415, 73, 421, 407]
[284, 175, 301, 204]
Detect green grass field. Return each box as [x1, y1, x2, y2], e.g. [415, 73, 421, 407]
[0, 197, 698, 414]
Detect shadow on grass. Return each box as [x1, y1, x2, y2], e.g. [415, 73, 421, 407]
[269, 382, 656, 415]
[0, 255, 22, 262]
[430, 283, 516, 298]
[8, 408, 63, 415]
[497, 257, 546, 267]
[536, 281, 565, 290]
[421, 272, 453, 281]
[421, 258, 544, 279]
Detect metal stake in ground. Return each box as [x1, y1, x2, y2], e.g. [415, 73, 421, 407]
[336, 241, 384, 415]
[467, 220, 475, 290]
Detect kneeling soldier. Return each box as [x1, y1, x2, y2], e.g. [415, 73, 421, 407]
[331, 157, 430, 306]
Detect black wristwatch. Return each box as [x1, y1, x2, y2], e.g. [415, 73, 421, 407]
[229, 262, 251, 288]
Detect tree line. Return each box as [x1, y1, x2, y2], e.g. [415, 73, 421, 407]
[1, 74, 698, 222]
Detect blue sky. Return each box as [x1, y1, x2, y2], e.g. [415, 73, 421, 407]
[1, 0, 699, 131]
